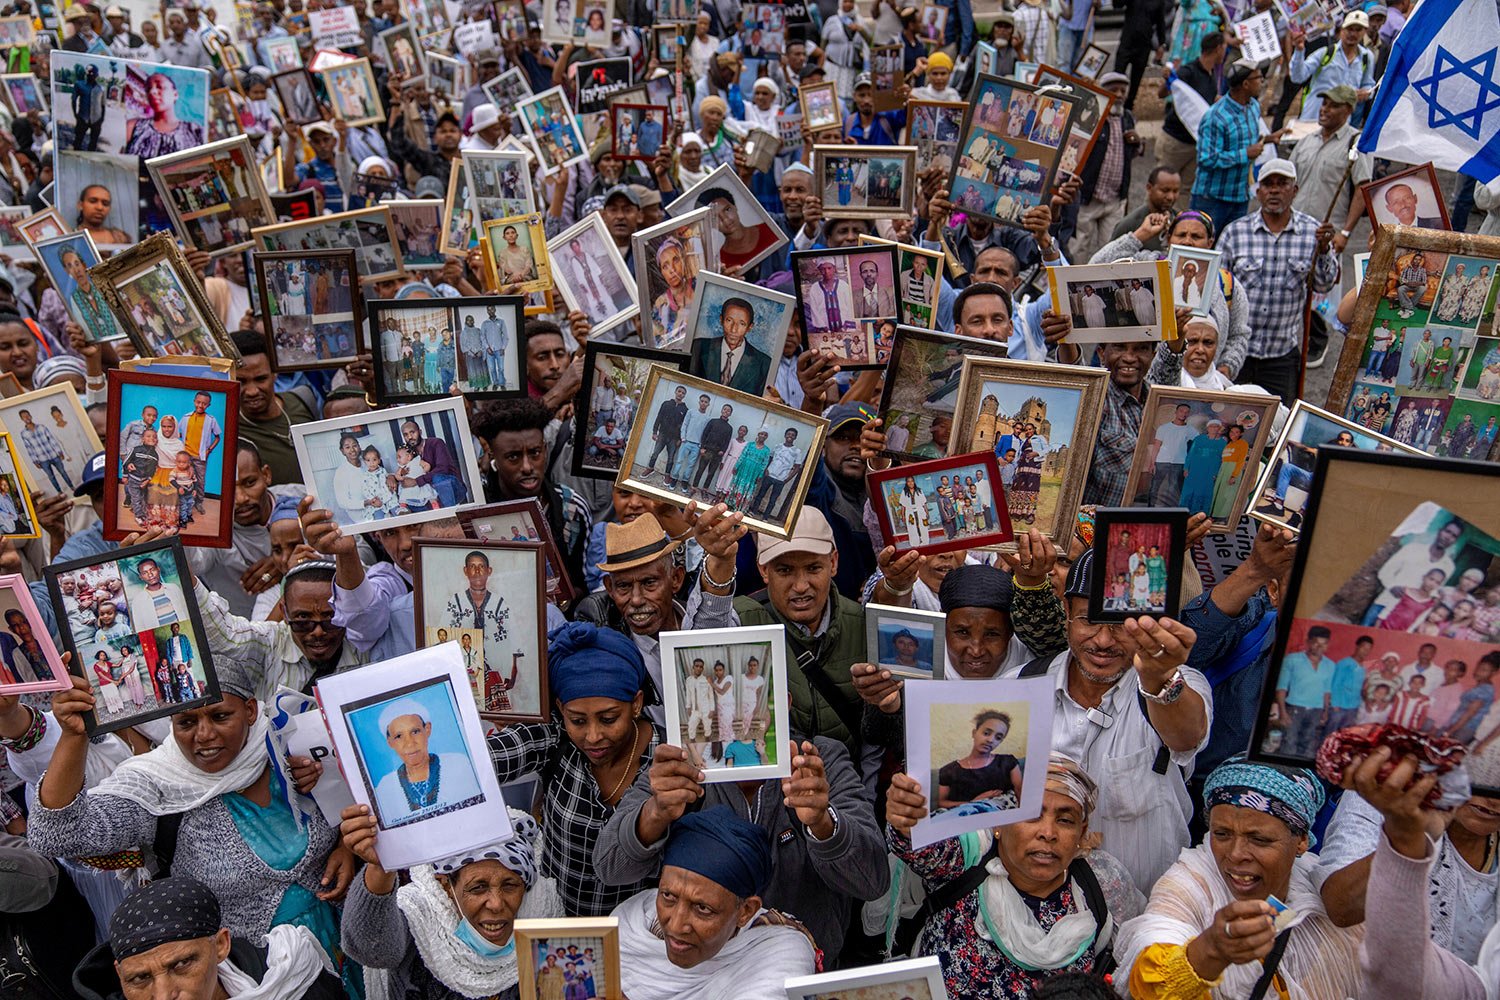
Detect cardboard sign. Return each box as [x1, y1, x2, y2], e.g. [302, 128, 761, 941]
[285, 710, 357, 826]
[309, 7, 363, 48]
[1235, 11, 1282, 63]
[455, 20, 498, 55]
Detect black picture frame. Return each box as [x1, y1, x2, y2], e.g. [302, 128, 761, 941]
[253, 249, 365, 373]
[1247, 448, 1500, 794]
[571, 340, 688, 481]
[366, 294, 527, 405]
[874, 325, 1008, 463]
[44, 538, 220, 736]
[1087, 507, 1188, 624]
[271, 68, 324, 127]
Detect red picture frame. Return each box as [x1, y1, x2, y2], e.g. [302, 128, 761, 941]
[867, 450, 1014, 556]
[609, 101, 671, 163]
[456, 498, 577, 610]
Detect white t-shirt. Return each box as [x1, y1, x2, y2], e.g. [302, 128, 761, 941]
[1153, 421, 1198, 464]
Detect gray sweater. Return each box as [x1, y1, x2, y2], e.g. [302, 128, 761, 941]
[593, 734, 888, 964]
[28, 786, 336, 944]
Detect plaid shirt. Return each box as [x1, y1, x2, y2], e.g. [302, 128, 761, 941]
[19, 424, 63, 465]
[1192, 95, 1261, 203]
[1219, 208, 1341, 359]
[488, 719, 664, 916]
[1084, 349, 1183, 507]
[1095, 116, 1126, 200]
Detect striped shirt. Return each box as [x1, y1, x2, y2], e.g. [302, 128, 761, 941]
[1192, 95, 1262, 203]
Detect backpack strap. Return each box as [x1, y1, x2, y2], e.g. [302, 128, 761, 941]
[1067, 854, 1117, 976]
[1019, 652, 1171, 775]
[891, 839, 1000, 955]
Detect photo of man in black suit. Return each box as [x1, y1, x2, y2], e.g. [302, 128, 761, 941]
[693, 403, 734, 490]
[688, 296, 773, 395]
[646, 384, 689, 485]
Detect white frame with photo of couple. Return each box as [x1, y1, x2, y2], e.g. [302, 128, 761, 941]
[1047, 259, 1177, 343]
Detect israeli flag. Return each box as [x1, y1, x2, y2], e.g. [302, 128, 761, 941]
[1359, 0, 1500, 193]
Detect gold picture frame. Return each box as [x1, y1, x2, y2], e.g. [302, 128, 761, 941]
[0, 431, 40, 540]
[481, 213, 552, 296]
[90, 233, 239, 360]
[146, 135, 276, 258]
[514, 918, 622, 1000]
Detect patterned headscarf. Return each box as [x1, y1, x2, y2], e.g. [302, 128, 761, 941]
[1045, 752, 1099, 817]
[108, 875, 221, 959]
[1203, 756, 1325, 840]
[434, 811, 540, 887]
[1169, 210, 1217, 244]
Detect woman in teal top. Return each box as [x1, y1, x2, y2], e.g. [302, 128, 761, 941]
[727, 429, 773, 509]
[62, 248, 119, 342]
[1168, 0, 1223, 67]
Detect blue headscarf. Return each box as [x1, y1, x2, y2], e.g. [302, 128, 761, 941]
[662, 806, 773, 899]
[268, 494, 302, 525]
[1203, 756, 1325, 841]
[546, 622, 646, 706]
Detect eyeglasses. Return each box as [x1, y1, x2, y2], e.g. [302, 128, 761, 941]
[287, 615, 341, 634]
[1069, 614, 1121, 633]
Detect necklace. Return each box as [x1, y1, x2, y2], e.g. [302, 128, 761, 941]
[598, 720, 645, 804]
[399, 754, 441, 811]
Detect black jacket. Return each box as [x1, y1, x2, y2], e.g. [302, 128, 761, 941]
[75, 937, 345, 1000]
[1080, 109, 1141, 205]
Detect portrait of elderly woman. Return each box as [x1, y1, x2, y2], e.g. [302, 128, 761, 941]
[122, 71, 206, 159]
[360, 690, 485, 830]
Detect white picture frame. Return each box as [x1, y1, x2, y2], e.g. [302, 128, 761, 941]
[902, 676, 1054, 848]
[665, 163, 789, 275]
[546, 213, 639, 335]
[1164, 245, 1223, 319]
[659, 624, 791, 783]
[864, 603, 945, 680]
[461, 147, 537, 221]
[318, 643, 512, 870]
[514, 86, 589, 177]
[785, 956, 950, 1000]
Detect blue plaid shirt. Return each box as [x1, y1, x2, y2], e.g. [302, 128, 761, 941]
[19, 424, 63, 465]
[1219, 208, 1341, 359]
[1192, 95, 1261, 204]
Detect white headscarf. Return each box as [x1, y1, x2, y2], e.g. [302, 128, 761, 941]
[743, 77, 781, 131]
[92, 714, 273, 816]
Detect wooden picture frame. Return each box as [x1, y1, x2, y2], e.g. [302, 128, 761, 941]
[31, 229, 122, 343]
[254, 248, 364, 372]
[791, 244, 900, 370]
[1088, 506, 1189, 622]
[317, 57, 385, 127]
[412, 538, 550, 724]
[811, 144, 919, 220]
[1361, 162, 1451, 231]
[482, 213, 552, 295]
[91, 233, 238, 360]
[252, 205, 406, 282]
[947, 73, 1080, 225]
[1031, 63, 1117, 178]
[876, 325, 1010, 462]
[457, 498, 577, 610]
[146, 135, 276, 258]
[798, 79, 840, 133]
[17, 208, 68, 245]
[514, 918, 622, 1000]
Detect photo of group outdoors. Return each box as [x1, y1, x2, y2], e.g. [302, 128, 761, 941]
[660, 626, 787, 779]
[516, 87, 589, 174]
[1050, 260, 1175, 343]
[813, 146, 916, 220]
[104, 371, 237, 544]
[869, 452, 1011, 555]
[46, 540, 217, 734]
[94, 234, 235, 359]
[611, 102, 667, 160]
[572, 343, 686, 479]
[877, 328, 1008, 462]
[255, 250, 362, 371]
[368, 296, 525, 403]
[1090, 508, 1188, 621]
[1253, 451, 1500, 794]
[949, 75, 1076, 224]
[793, 245, 899, 367]
[1331, 229, 1500, 465]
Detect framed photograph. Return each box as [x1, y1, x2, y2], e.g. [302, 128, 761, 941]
[514, 918, 621, 1000]
[547, 214, 638, 334]
[869, 451, 1013, 555]
[861, 235, 944, 332]
[917, 0, 949, 44]
[31, 231, 123, 343]
[0, 434, 38, 540]
[799, 79, 841, 133]
[0, 574, 66, 694]
[482, 214, 552, 295]
[262, 34, 303, 72]
[368, 295, 525, 404]
[949, 74, 1079, 225]
[792, 244, 900, 369]
[540, 0, 578, 43]
[572, 56, 630, 114]
[253, 205, 405, 282]
[441, 166, 476, 257]
[319, 644, 513, 868]
[1326, 226, 1500, 463]
[950, 357, 1109, 547]
[252, 249, 362, 372]
[666, 164, 788, 274]
[906, 99, 967, 175]
[44, 539, 219, 736]
[1074, 42, 1110, 79]
[319, 58, 384, 126]
[378, 22, 426, 79]
[271, 68, 323, 126]
[91, 233, 236, 360]
[387, 199, 445, 271]
[865, 603, 945, 680]
[0, 73, 46, 117]
[458, 498, 576, 609]
[1031, 64, 1116, 179]
[573, 342, 687, 480]
[617, 367, 828, 539]
[18, 208, 67, 245]
[147, 136, 274, 258]
[1013, 61, 1041, 82]
[0, 384, 101, 497]
[1361, 163, 1451, 232]
[1353, 251, 1371, 286]
[462, 148, 537, 224]
[208, 88, 258, 142]
[1089, 506, 1189, 622]
[496, 0, 531, 40]
[811, 144, 917, 221]
[0, 16, 33, 48]
[50, 51, 209, 243]
[650, 24, 681, 63]
[685, 271, 795, 396]
[1048, 260, 1176, 343]
[634, 208, 719, 350]
[1122, 385, 1281, 532]
[482, 66, 534, 111]
[103, 371, 238, 546]
[1165, 245, 1223, 317]
[610, 101, 669, 162]
[876, 326, 1009, 463]
[785, 957, 948, 1000]
[413, 538, 548, 722]
[902, 676, 1053, 848]
[1249, 400, 1428, 532]
[1248, 449, 1500, 794]
[660, 624, 791, 780]
[0, 206, 33, 257]
[290, 397, 484, 534]
[516, 86, 589, 176]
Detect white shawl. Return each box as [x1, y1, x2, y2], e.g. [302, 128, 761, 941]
[1112, 845, 1363, 1000]
[89, 716, 274, 816]
[218, 924, 333, 1000]
[614, 889, 816, 1000]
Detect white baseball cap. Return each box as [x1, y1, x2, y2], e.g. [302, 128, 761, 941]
[1260, 158, 1297, 182]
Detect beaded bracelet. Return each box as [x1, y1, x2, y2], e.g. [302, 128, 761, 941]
[2, 706, 45, 753]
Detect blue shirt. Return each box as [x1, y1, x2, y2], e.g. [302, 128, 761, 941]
[1289, 43, 1375, 120]
[843, 110, 906, 146]
[1193, 96, 1261, 204]
[1330, 656, 1367, 710]
[1280, 651, 1335, 708]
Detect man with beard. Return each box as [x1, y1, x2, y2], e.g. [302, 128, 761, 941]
[397, 417, 467, 509]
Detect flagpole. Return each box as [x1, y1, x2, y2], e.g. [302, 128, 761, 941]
[1298, 142, 1360, 402]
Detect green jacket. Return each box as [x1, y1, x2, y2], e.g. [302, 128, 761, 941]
[734, 590, 867, 750]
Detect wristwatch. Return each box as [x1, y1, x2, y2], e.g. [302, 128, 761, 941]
[1139, 668, 1187, 705]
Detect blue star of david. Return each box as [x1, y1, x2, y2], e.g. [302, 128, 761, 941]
[1412, 45, 1500, 140]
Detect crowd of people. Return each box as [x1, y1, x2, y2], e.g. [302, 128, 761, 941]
[0, 0, 1488, 997]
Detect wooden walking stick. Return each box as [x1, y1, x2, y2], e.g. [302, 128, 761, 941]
[1297, 142, 1361, 401]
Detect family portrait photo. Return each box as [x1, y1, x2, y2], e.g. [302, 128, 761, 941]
[634, 208, 716, 350]
[369, 296, 525, 403]
[414, 539, 548, 722]
[660, 625, 788, 781]
[949, 75, 1076, 224]
[32, 230, 121, 343]
[146, 136, 274, 257]
[94, 233, 234, 360]
[1090, 508, 1188, 621]
[685, 271, 793, 396]
[291, 397, 484, 534]
[1124, 386, 1280, 531]
[0, 384, 101, 497]
[618, 369, 827, 539]
[103, 371, 238, 546]
[877, 327, 1008, 463]
[1050, 260, 1174, 343]
[611, 102, 667, 161]
[319, 58, 384, 126]
[573, 343, 686, 479]
[869, 452, 1011, 555]
[548, 214, 637, 334]
[46, 539, 217, 734]
[866, 603, 944, 680]
[516, 87, 589, 175]
[793, 245, 900, 367]
[514, 920, 620, 1000]
[254, 206, 405, 282]
[799, 80, 840, 132]
[255, 250, 362, 371]
[0, 575, 65, 694]
[389, 200, 445, 270]
[813, 146, 916, 220]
